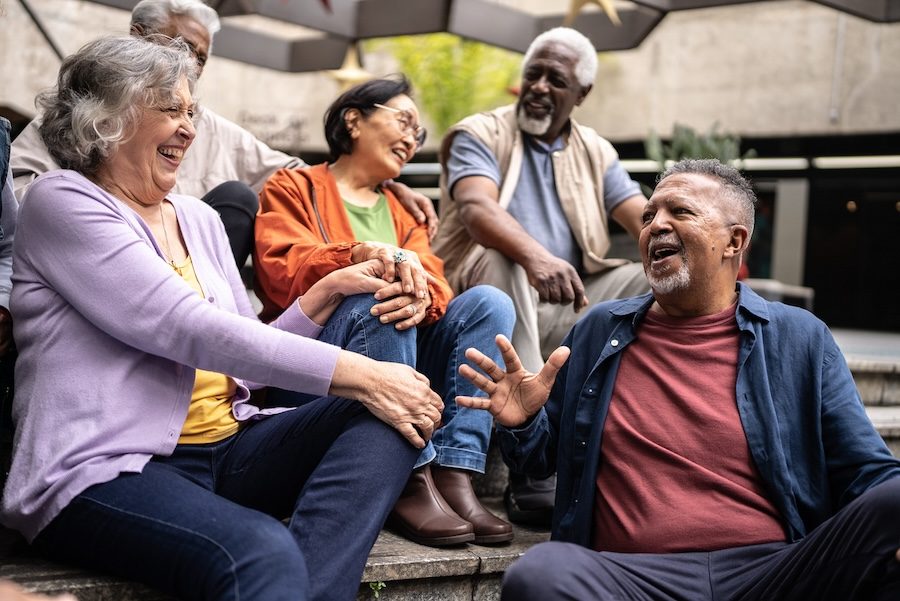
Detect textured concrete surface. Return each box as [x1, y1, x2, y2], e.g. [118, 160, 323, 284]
[0, 557, 172, 601]
[358, 498, 549, 600]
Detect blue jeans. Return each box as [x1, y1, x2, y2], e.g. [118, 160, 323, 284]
[269, 285, 515, 473]
[34, 323, 421, 600]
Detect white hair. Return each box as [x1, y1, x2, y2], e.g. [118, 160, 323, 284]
[37, 35, 198, 175]
[131, 0, 221, 38]
[522, 27, 597, 88]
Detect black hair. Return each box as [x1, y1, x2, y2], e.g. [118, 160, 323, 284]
[323, 74, 412, 161]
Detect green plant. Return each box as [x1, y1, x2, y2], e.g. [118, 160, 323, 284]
[644, 122, 756, 172]
[366, 34, 520, 138]
[368, 580, 387, 598]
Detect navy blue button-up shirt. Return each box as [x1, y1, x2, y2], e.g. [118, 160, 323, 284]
[498, 283, 900, 548]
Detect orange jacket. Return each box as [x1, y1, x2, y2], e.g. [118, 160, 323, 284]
[254, 163, 453, 324]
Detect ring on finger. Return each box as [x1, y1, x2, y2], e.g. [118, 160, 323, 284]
[393, 249, 408, 264]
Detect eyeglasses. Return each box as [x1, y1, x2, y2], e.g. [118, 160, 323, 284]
[373, 103, 427, 151]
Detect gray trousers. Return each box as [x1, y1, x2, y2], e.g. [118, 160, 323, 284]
[465, 249, 649, 372]
[501, 477, 900, 600]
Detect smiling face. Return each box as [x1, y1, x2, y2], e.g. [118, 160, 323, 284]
[347, 94, 421, 181]
[95, 76, 196, 204]
[640, 173, 748, 313]
[516, 41, 590, 143]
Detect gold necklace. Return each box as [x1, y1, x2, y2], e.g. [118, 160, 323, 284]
[159, 203, 182, 274]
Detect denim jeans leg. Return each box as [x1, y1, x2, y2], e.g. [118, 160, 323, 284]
[33, 457, 307, 601]
[217, 395, 419, 601]
[267, 292, 419, 409]
[267, 293, 436, 468]
[419, 285, 515, 472]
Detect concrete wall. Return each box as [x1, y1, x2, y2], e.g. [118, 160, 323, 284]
[2, 0, 899, 153]
[579, 1, 900, 140]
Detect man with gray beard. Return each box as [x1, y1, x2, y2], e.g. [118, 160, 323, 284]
[433, 27, 648, 524]
[457, 159, 900, 601]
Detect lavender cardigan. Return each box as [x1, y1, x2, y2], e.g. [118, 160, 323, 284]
[2, 171, 342, 541]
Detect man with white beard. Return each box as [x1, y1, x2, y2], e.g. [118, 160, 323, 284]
[433, 27, 648, 524]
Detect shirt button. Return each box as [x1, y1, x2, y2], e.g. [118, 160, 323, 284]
[586, 388, 594, 394]
[574, 498, 579, 504]
[611, 339, 619, 347]
[580, 441, 587, 447]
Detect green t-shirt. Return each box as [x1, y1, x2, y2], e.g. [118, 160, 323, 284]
[343, 193, 397, 245]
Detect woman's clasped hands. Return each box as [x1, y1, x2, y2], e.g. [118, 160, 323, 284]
[350, 242, 433, 331]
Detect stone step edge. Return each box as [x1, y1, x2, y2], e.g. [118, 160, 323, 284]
[0, 499, 550, 595]
[847, 359, 900, 374]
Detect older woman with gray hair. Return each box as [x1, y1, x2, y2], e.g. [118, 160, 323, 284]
[0, 35, 442, 601]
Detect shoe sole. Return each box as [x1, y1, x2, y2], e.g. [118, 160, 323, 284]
[473, 531, 514, 545]
[386, 517, 475, 547]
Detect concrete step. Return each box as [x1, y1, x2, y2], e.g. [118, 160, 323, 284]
[850, 359, 900, 406]
[867, 405, 900, 457]
[356, 499, 548, 601]
[0, 499, 548, 601]
[835, 328, 900, 406]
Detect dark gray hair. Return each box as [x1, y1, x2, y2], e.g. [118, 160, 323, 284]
[37, 35, 198, 175]
[523, 27, 597, 88]
[660, 158, 757, 238]
[131, 0, 221, 38]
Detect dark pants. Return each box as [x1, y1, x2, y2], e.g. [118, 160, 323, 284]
[502, 477, 900, 601]
[202, 181, 258, 269]
[35, 400, 418, 601]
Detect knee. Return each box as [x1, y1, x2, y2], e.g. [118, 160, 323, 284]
[857, 477, 900, 534]
[502, 542, 577, 601]
[470, 249, 526, 290]
[457, 285, 515, 331]
[334, 294, 417, 358]
[340, 294, 412, 335]
[336, 293, 380, 318]
[205, 180, 259, 216]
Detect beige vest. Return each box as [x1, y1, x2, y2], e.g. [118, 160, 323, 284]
[433, 104, 630, 292]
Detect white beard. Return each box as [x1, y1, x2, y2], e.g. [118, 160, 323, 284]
[648, 262, 691, 295]
[517, 105, 552, 137]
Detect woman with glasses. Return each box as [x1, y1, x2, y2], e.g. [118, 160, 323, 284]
[255, 76, 515, 547]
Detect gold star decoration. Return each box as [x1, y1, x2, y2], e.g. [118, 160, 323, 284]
[565, 0, 621, 27]
[327, 43, 375, 92]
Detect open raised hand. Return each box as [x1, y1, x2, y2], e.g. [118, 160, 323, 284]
[456, 334, 570, 428]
